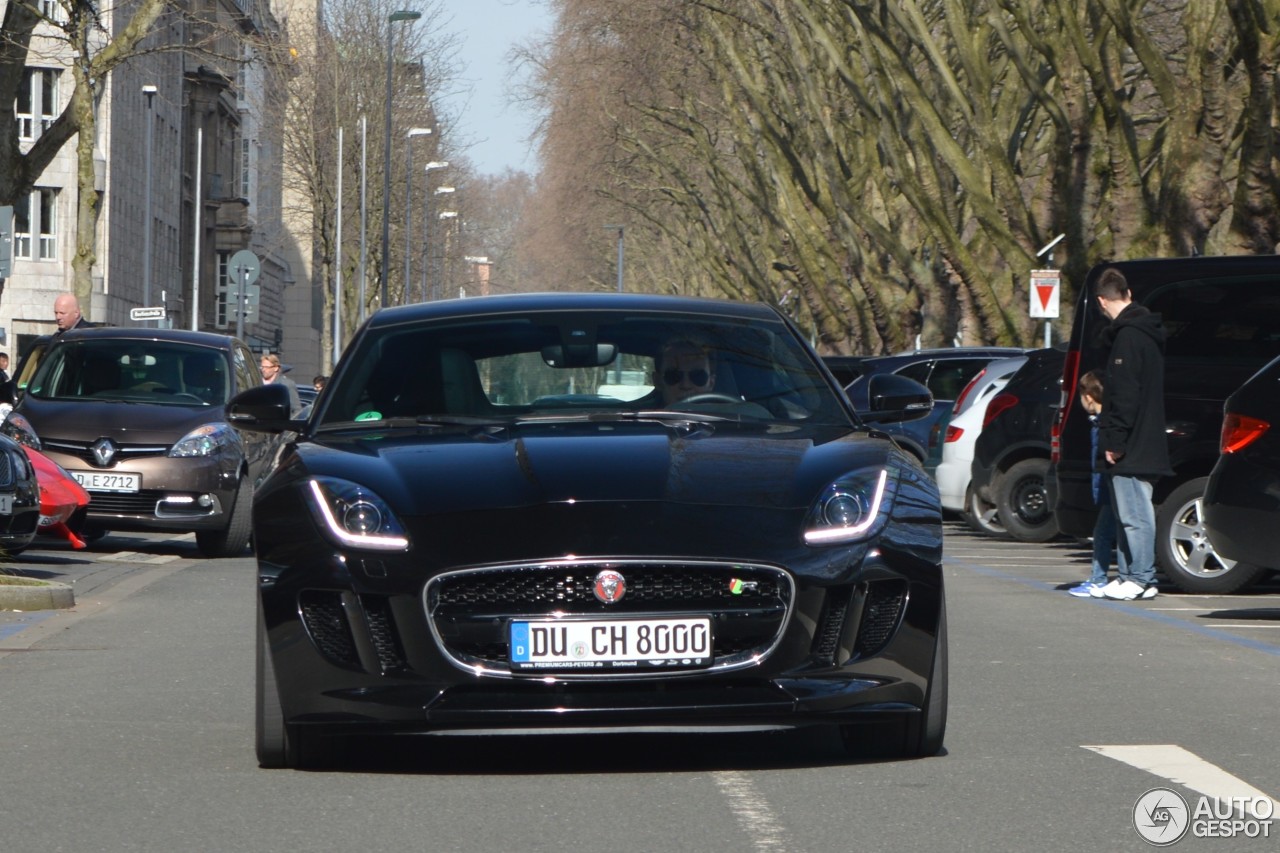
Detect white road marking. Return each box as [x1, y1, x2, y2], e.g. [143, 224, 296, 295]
[712, 770, 792, 853]
[1084, 744, 1279, 812]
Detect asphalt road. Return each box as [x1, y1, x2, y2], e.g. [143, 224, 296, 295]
[1, 525, 1277, 853]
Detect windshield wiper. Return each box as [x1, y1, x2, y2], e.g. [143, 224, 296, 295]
[595, 409, 732, 423]
[315, 415, 506, 432]
[415, 415, 509, 426]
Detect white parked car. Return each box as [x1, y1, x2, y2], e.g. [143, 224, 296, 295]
[935, 355, 1027, 534]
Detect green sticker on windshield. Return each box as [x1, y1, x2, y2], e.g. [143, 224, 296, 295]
[354, 410, 383, 421]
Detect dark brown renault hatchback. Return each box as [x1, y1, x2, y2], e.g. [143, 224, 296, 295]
[1, 328, 276, 557]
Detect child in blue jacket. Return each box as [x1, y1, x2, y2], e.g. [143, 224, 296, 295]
[1068, 370, 1128, 596]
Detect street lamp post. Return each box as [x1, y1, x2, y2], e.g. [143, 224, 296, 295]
[380, 9, 421, 309]
[333, 126, 344, 365]
[403, 127, 431, 303]
[603, 224, 625, 293]
[359, 114, 368, 323]
[142, 85, 157, 318]
[422, 164, 450, 301]
[437, 210, 458, 299]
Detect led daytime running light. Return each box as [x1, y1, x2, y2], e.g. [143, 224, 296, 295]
[307, 479, 408, 551]
[805, 469, 889, 544]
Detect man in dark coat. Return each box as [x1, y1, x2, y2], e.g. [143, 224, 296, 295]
[1092, 267, 1174, 601]
[54, 292, 91, 335]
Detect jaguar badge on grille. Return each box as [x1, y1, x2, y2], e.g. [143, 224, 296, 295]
[593, 569, 626, 604]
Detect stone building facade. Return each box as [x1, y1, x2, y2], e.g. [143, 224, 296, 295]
[1, 0, 322, 371]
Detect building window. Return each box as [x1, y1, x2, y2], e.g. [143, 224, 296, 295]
[216, 251, 231, 328]
[40, 0, 64, 21]
[16, 68, 59, 141]
[38, 189, 56, 259]
[241, 136, 252, 198]
[11, 188, 57, 261]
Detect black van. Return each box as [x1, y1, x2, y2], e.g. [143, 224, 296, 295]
[1052, 255, 1280, 593]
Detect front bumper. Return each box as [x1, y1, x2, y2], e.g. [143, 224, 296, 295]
[260, 551, 943, 735]
[39, 449, 239, 534]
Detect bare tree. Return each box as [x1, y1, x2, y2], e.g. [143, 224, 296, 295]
[279, 0, 459, 364]
[527, 0, 1280, 352]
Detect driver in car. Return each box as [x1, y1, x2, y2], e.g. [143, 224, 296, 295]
[658, 338, 717, 405]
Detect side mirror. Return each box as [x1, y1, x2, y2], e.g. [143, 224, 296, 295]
[227, 383, 297, 433]
[861, 374, 933, 424]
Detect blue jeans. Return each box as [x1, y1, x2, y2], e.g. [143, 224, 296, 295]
[1109, 475, 1157, 587]
[1090, 501, 1126, 585]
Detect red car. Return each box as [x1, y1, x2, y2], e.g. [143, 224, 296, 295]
[25, 447, 90, 549]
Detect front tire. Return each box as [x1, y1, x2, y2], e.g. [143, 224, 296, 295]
[196, 479, 253, 558]
[840, 598, 947, 759]
[255, 603, 292, 768]
[994, 458, 1057, 542]
[1156, 477, 1265, 594]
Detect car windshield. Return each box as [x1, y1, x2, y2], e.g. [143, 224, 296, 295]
[29, 340, 231, 406]
[317, 310, 849, 427]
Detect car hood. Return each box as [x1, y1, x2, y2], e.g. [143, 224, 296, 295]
[292, 421, 890, 517]
[16, 397, 226, 444]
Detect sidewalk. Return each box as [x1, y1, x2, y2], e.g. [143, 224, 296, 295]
[0, 533, 204, 645]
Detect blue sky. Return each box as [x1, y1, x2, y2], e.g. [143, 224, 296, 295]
[442, 0, 553, 176]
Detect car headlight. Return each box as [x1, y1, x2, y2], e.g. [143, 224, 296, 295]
[169, 423, 239, 458]
[1, 412, 41, 450]
[306, 477, 409, 551]
[804, 466, 899, 545]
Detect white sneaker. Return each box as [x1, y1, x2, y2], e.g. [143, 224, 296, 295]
[1091, 579, 1123, 599]
[1140, 585, 1158, 600]
[1104, 580, 1146, 601]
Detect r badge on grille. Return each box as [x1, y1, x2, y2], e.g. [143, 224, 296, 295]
[593, 569, 626, 604]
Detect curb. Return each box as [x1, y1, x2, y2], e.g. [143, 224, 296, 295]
[0, 579, 76, 611]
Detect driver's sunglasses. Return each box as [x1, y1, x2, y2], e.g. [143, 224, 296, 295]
[662, 368, 710, 386]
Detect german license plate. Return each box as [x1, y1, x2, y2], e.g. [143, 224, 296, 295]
[71, 471, 141, 493]
[510, 616, 713, 671]
[0, 494, 11, 514]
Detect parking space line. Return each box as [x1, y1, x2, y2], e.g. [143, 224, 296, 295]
[712, 770, 791, 853]
[1084, 744, 1279, 812]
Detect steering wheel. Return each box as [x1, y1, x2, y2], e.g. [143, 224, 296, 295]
[678, 393, 740, 405]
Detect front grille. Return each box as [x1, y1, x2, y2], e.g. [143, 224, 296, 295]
[42, 439, 168, 467]
[427, 561, 793, 676]
[84, 490, 167, 515]
[0, 450, 13, 488]
[434, 564, 782, 609]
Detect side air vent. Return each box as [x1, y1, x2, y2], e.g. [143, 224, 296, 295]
[299, 590, 359, 667]
[853, 579, 909, 657]
[811, 584, 855, 663]
[362, 595, 406, 673]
